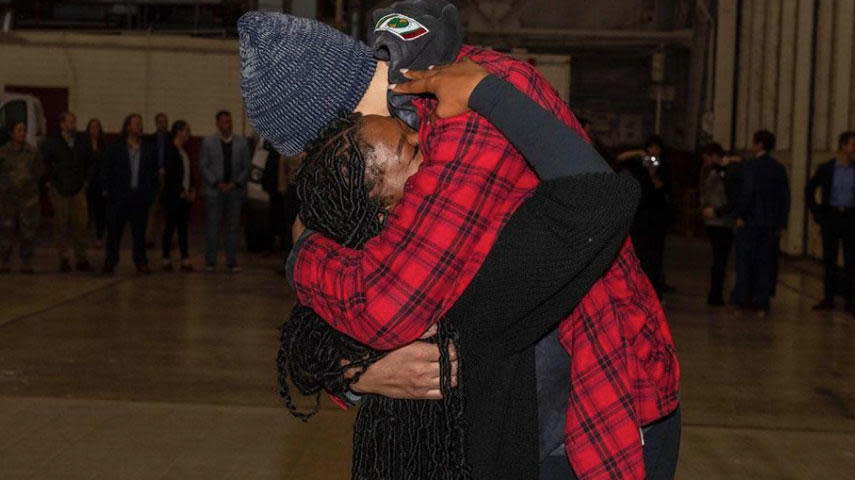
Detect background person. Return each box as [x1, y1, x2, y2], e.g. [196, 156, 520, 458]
[161, 120, 196, 272]
[199, 110, 250, 273]
[730, 130, 790, 314]
[102, 114, 158, 275]
[41, 112, 92, 272]
[146, 112, 170, 248]
[617, 135, 672, 297]
[0, 121, 44, 274]
[85, 118, 108, 248]
[805, 130, 855, 313]
[700, 142, 739, 306]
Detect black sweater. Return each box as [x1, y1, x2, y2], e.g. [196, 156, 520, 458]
[451, 76, 639, 479]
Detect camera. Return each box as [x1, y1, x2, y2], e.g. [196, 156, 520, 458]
[643, 155, 660, 168]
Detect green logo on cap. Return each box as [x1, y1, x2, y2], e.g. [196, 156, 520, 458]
[374, 13, 430, 42]
[388, 17, 409, 28]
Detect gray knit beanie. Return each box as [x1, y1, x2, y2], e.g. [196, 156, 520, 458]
[239, 12, 377, 156]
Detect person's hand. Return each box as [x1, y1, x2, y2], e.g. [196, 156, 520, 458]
[391, 57, 490, 119]
[702, 206, 716, 219]
[292, 215, 306, 244]
[349, 340, 458, 400]
[735, 218, 745, 229]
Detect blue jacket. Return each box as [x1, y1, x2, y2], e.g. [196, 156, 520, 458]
[103, 138, 158, 204]
[199, 134, 251, 197]
[736, 153, 790, 230]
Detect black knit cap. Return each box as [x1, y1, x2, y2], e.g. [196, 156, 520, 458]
[371, 0, 463, 130]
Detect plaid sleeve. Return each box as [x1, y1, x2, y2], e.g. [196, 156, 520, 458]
[294, 46, 587, 350]
[294, 113, 533, 348]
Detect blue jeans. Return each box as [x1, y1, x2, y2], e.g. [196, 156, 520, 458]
[205, 190, 242, 267]
[539, 406, 681, 480]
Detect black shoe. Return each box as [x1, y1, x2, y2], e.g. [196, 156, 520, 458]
[136, 264, 151, 275]
[163, 262, 174, 272]
[707, 296, 726, 307]
[76, 260, 93, 272]
[20, 266, 35, 275]
[101, 264, 115, 276]
[179, 263, 194, 273]
[845, 302, 855, 315]
[0, 266, 11, 275]
[60, 258, 72, 273]
[812, 300, 834, 311]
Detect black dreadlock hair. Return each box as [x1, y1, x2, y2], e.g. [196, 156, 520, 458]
[277, 111, 469, 479]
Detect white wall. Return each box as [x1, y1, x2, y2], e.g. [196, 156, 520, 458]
[713, 0, 855, 257]
[0, 31, 249, 138]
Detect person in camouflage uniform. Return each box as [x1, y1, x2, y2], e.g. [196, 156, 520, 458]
[0, 121, 44, 274]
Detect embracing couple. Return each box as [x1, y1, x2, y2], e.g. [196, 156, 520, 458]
[238, 2, 680, 479]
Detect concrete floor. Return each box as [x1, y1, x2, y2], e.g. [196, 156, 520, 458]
[1, 236, 854, 479]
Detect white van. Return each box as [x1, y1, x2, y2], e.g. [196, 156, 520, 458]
[0, 93, 47, 147]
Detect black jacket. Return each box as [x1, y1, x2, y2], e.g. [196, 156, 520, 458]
[806, 158, 855, 223]
[85, 142, 107, 194]
[622, 156, 671, 235]
[41, 132, 89, 196]
[714, 161, 743, 218]
[103, 138, 158, 204]
[736, 153, 790, 229]
[162, 143, 194, 204]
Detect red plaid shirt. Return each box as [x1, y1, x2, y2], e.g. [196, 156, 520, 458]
[294, 46, 679, 480]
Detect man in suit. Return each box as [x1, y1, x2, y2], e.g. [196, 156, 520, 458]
[199, 110, 250, 273]
[806, 131, 855, 312]
[102, 113, 159, 274]
[145, 112, 170, 247]
[730, 130, 791, 314]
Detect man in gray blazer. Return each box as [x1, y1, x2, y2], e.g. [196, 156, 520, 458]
[199, 110, 251, 272]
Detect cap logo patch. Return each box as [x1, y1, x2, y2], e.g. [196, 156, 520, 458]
[374, 13, 429, 41]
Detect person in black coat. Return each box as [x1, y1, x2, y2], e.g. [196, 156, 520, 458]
[161, 120, 197, 272]
[102, 114, 159, 274]
[617, 135, 672, 298]
[805, 130, 855, 312]
[730, 130, 791, 313]
[84, 118, 108, 247]
[261, 140, 286, 252]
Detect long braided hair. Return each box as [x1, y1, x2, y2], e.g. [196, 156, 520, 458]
[277, 112, 469, 479]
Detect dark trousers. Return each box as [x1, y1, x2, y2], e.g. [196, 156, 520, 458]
[632, 229, 666, 297]
[87, 187, 107, 240]
[730, 226, 779, 309]
[707, 226, 734, 303]
[162, 199, 191, 260]
[820, 210, 855, 302]
[105, 199, 150, 267]
[540, 406, 681, 480]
